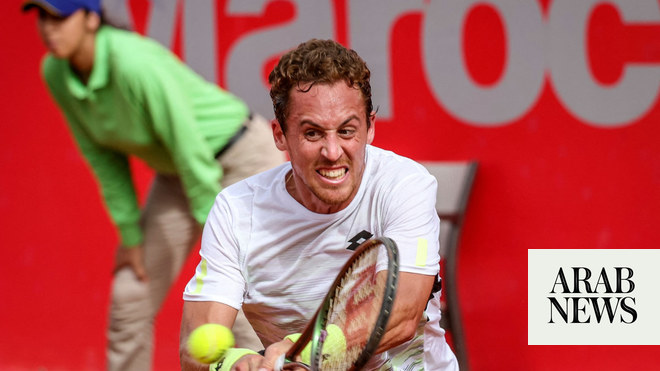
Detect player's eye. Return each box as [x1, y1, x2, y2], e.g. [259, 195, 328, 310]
[304, 129, 323, 140]
[338, 128, 356, 138]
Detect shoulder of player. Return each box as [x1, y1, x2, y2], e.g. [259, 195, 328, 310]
[219, 163, 290, 202]
[208, 164, 289, 228]
[367, 145, 433, 185]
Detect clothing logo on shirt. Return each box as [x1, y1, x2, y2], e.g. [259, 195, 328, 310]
[346, 230, 373, 251]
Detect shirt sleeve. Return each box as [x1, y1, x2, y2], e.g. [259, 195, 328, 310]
[42, 57, 143, 247]
[130, 62, 222, 227]
[183, 193, 246, 308]
[381, 169, 441, 276]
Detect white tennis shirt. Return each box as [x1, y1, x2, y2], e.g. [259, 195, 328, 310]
[183, 145, 458, 370]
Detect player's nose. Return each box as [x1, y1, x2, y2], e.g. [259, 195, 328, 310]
[320, 135, 343, 162]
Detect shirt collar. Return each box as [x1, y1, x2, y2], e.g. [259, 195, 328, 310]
[65, 26, 110, 99]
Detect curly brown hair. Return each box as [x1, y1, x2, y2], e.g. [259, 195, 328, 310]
[268, 39, 373, 132]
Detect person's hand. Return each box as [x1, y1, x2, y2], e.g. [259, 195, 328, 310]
[256, 338, 299, 371]
[114, 245, 148, 281]
[228, 353, 263, 370]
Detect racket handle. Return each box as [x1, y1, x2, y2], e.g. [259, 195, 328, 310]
[275, 355, 312, 370]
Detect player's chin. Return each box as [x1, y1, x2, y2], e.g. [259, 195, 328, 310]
[314, 187, 353, 206]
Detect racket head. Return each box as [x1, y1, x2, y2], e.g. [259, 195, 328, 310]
[286, 237, 399, 370]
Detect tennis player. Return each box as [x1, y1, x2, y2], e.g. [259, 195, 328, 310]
[180, 39, 459, 370]
[22, 0, 282, 370]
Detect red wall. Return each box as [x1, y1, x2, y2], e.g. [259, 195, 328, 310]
[2, 1, 660, 370]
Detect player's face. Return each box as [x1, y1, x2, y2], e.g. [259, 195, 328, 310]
[36, 9, 93, 60]
[273, 81, 375, 214]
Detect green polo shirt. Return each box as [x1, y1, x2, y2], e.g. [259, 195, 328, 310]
[42, 26, 249, 247]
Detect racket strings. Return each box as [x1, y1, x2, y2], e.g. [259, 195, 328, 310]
[320, 246, 388, 370]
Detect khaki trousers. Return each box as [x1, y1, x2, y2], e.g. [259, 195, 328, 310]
[107, 115, 284, 371]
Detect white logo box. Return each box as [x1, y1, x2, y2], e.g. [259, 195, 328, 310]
[528, 249, 660, 345]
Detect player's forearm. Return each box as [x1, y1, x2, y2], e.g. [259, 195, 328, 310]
[180, 301, 240, 370]
[180, 350, 211, 371]
[376, 306, 423, 353]
[180, 319, 211, 371]
[376, 272, 435, 352]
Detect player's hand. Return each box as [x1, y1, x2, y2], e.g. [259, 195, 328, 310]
[228, 353, 263, 370]
[114, 245, 148, 281]
[259, 338, 300, 371]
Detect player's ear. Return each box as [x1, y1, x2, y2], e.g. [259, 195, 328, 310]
[272, 119, 287, 151]
[366, 112, 376, 145]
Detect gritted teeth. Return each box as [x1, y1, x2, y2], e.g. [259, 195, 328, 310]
[318, 168, 347, 179]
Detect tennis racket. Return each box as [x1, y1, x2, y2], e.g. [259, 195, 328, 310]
[276, 236, 400, 371]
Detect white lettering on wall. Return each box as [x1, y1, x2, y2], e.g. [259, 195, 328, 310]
[422, 0, 545, 126]
[184, 0, 218, 83]
[100, 0, 132, 30]
[146, 0, 178, 50]
[549, 0, 660, 127]
[349, 0, 425, 120]
[109, 0, 660, 127]
[225, 0, 334, 119]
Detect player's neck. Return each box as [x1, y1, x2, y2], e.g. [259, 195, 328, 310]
[285, 170, 360, 214]
[285, 170, 298, 200]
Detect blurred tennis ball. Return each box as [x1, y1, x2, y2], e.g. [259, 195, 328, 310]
[301, 324, 347, 366]
[187, 323, 235, 364]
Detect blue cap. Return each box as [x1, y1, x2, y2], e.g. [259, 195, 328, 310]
[22, 0, 101, 17]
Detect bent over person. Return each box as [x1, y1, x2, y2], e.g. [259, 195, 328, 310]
[180, 39, 458, 370]
[22, 0, 282, 370]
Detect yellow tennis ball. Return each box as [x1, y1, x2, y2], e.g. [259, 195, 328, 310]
[301, 324, 347, 366]
[187, 323, 235, 364]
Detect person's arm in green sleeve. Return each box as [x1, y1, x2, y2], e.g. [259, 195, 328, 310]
[67, 116, 148, 281]
[42, 57, 147, 281]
